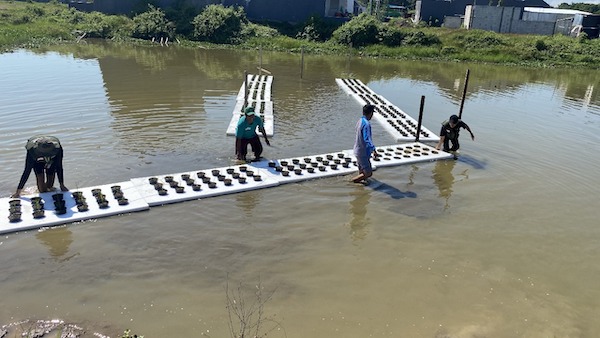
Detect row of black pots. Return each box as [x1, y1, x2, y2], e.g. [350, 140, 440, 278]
[71, 191, 89, 212]
[93, 192, 109, 209]
[8, 199, 22, 222]
[52, 194, 67, 215]
[111, 185, 129, 206]
[31, 196, 45, 219]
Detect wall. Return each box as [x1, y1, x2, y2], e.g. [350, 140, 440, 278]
[466, 5, 555, 35]
[239, 0, 325, 22]
[443, 16, 463, 29]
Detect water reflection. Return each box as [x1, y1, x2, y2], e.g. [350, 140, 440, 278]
[432, 159, 456, 211]
[40, 41, 600, 108]
[235, 191, 261, 217]
[36, 226, 77, 261]
[346, 186, 370, 241]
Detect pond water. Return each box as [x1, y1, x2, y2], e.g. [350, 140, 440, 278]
[0, 41, 599, 337]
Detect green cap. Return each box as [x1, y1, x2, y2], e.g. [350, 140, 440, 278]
[244, 106, 255, 116]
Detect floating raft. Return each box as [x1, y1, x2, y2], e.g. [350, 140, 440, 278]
[0, 182, 149, 234]
[1, 142, 451, 235]
[336, 78, 439, 143]
[226, 74, 274, 137]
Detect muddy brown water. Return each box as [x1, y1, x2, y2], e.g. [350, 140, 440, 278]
[1, 41, 599, 337]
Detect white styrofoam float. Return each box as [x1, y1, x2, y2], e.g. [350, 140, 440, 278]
[0, 181, 149, 235]
[130, 164, 279, 206]
[347, 142, 452, 168]
[336, 78, 440, 143]
[236, 74, 273, 102]
[249, 152, 360, 184]
[1, 143, 451, 233]
[226, 100, 274, 136]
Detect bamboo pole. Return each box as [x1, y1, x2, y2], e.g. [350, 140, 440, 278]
[259, 46, 262, 75]
[458, 69, 470, 119]
[415, 95, 425, 142]
[243, 70, 249, 111]
[300, 46, 305, 79]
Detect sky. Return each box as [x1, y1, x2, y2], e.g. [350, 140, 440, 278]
[544, 0, 600, 6]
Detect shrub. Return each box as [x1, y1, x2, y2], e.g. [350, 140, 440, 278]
[131, 5, 175, 40]
[242, 23, 279, 39]
[296, 15, 338, 42]
[378, 25, 405, 46]
[535, 39, 547, 51]
[331, 13, 380, 47]
[402, 30, 440, 46]
[164, 3, 199, 38]
[192, 5, 247, 44]
[452, 30, 506, 48]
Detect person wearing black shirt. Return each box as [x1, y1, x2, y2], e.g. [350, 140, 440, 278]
[12, 136, 68, 197]
[436, 115, 475, 152]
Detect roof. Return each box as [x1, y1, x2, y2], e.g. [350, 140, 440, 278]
[524, 7, 592, 15]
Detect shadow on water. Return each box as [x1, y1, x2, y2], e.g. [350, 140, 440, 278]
[456, 154, 487, 169]
[367, 179, 417, 200]
[346, 179, 416, 241]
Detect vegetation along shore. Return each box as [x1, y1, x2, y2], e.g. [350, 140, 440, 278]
[1, 0, 599, 69]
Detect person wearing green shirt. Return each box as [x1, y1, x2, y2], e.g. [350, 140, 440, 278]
[235, 106, 270, 162]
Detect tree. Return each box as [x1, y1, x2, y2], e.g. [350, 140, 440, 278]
[192, 5, 247, 44]
[131, 5, 175, 40]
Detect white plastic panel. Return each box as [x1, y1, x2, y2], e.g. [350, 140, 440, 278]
[130, 165, 279, 206]
[343, 142, 452, 168]
[0, 181, 149, 235]
[249, 152, 361, 184]
[236, 74, 273, 102]
[226, 101, 274, 136]
[336, 78, 440, 143]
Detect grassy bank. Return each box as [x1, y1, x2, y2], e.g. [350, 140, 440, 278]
[1, 0, 599, 69]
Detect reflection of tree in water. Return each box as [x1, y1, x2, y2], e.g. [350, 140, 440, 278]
[46, 40, 178, 73]
[192, 49, 254, 80]
[42, 41, 599, 105]
[346, 187, 370, 241]
[36, 226, 76, 261]
[432, 159, 456, 211]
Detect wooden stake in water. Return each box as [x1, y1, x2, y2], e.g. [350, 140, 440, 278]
[346, 42, 352, 75]
[300, 46, 305, 79]
[244, 70, 249, 111]
[259, 46, 263, 75]
[458, 69, 470, 119]
[415, 95, 425, 142]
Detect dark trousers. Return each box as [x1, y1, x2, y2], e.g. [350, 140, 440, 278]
[443, 137, 460, 152]
[239, 136, 263, 160]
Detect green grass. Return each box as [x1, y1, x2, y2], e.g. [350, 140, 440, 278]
[1, 0, 599, 69]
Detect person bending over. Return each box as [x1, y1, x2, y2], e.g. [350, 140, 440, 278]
[13, 136, 68, 197]
[235, 106, 270, 162]
[436, 114, 475, 152]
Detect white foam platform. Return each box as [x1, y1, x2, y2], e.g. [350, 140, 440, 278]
[0, 181, 149, 235]
[249, 152, 361, 184]
[0, 142, 451, 235]
[344, 142, 452, 168]
[130, 164, 279, 206]
[236, 74, 273, 102]
[226, 101, 274, 136]
[336, 78, 440, 143]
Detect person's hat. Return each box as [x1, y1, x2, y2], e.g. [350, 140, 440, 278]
[28, 136, 60, 157]
[244, 106, 255, 116]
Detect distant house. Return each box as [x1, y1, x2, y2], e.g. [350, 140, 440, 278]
[463, 6, 599, 38]
[226, 0, 363, 22]
[414, 0, 550, 26]
[67, 0, 365, 23]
